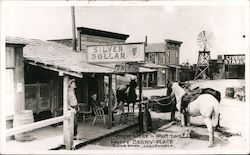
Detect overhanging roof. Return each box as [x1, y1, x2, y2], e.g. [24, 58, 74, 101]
[6, 36, 155, 78]
[166, 64, 181, 69]
[6, 36, 114, 78]
[142, 62, 169, 69]
[97, 63, 157, 73]
[77, 27, 129, 40]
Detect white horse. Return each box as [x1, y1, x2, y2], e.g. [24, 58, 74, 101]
[171, 82, 220, 147]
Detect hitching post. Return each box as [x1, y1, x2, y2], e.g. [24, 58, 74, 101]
[138, 73, 142, 114]
[107, 74, 113, 129]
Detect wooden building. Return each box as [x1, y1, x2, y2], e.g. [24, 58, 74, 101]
[210, 54, 245, 79]
[144, 39, 182, 87]
[6, 28, 155, 124]
[5, 38, 26, 121]
[5, 37, 114, 120]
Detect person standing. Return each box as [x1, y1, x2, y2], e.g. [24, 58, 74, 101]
[68, 79, 78, 140]
[167, 80, 176, 122]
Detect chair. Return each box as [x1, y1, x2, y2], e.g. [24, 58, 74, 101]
[78, 103, 92, 123]
[92, 107, 106, 126]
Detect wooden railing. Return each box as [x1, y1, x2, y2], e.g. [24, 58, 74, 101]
[6, 110, 75, 150]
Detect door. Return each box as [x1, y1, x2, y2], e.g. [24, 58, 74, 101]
[25, 83, 51, 114]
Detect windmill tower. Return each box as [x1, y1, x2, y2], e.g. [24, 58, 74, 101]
[194, 30, 214, 80]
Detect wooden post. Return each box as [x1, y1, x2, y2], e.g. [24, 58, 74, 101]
[69, 110, 74, 144]
[146, 73, 149, 88]
[107, 74, 112, 129]
[138, 73, 142, 113]
[83, 76, 89, 105]
[14, 47, 25, 113]
[71, 6, 77, 51]
[63, 75, 73, 150]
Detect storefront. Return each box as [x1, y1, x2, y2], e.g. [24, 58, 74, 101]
[210, 54, 245, 79]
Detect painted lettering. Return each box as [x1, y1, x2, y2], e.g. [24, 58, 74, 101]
[98, 54, 102, 59]
[104, 53, 109, 59]
[119, 45, 123, 52]
[94, 47, 97, 53]
[108, 46, 112, 52]
[113, 46, 117, 52]
[103, 46, 107, 53]
[92, 54, 96, 60]
[121, 53, 125, 59]
[113, 53, 118, 59]
[109, 53, 113, 59]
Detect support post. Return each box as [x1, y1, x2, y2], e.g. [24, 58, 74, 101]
[107, 74, 113, 129]
[63, 75, 73, 150]
[146, 73, 149, 88]
[138, 73, 142, 113]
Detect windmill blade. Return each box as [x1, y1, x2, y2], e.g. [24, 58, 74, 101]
[207, 40, 213, 48]
[197, 30, 214, 50]
[198, 32, 204, 39]
[202, 30, 206, 38]
[207, 32, 214, 39]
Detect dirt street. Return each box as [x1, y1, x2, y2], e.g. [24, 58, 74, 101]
[78, 80, 248, 153]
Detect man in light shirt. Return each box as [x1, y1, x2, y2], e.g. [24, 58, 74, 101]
[68, 79, 78, 140]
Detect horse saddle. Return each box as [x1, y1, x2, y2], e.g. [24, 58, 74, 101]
[181, 90, 200, 114]
[180, 88, 221, 114]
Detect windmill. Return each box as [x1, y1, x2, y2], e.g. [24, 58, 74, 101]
[194, 30, 214, 80]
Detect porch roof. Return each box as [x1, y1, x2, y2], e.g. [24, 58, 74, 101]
[6, 37, 114, 77]
[166, 64, 181, 69]
[142, 62, 169, 69]
[97, 63, 157, 73]
[6, 37, 155, 77]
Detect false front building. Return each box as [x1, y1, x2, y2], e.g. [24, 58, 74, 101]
[143, 39, 182, 87]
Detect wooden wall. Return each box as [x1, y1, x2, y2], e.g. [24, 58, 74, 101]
[6, 45, 25, 114]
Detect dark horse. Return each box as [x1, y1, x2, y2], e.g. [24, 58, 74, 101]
[116, 79, 137, 113]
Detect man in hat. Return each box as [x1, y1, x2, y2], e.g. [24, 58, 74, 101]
[68, 79, 78, 140]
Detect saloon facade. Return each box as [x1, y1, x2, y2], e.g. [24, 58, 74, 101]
[5, 27, 155, 124]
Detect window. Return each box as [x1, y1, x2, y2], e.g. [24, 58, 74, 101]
[166, 51, 170, 63]
[149, 53, 156, 63]
[158, 53, 164, 65]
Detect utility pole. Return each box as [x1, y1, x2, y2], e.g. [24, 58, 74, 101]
[71, 6, 77, 51]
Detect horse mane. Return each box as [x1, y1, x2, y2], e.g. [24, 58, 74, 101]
[172, 82, 186, 101]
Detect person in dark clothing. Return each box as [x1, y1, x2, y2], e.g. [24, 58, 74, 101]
[167, 80, 177, 122]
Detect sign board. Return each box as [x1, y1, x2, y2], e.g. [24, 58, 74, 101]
[224, 54, 245, 65]
[87, 43, 145, 63]
[115, 63, 139, 73]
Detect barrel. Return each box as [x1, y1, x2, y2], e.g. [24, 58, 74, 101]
[13, 110, 35, 141]
[225, 87, 235, 98]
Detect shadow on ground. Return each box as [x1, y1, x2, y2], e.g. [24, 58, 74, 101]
[83, 118, 171, 148]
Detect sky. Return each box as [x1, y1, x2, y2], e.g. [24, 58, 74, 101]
[2, 1, 248, 64]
